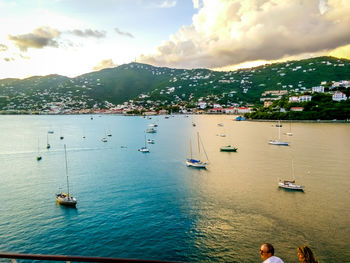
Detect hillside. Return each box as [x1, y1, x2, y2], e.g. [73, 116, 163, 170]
[0, 56, 349, 112]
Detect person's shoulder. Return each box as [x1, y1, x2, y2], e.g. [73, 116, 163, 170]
[264, 256, 284, 263]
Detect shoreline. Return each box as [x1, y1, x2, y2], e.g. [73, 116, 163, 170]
[0, 112, 349, 123]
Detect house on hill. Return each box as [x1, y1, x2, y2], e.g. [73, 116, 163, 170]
[312, 86, 325, 93]
[332, 91, 347, 101]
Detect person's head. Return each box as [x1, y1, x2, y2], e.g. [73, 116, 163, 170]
[260, 243, 274, 261]
[297, 245, 318, 263]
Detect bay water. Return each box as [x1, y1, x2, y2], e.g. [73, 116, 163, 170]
[0, 115, 349, 262]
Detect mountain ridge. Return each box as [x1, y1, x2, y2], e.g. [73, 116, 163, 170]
[0, 56, 349, 112]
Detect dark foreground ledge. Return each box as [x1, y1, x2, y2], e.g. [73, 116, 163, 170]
[0, 252, 181, 263]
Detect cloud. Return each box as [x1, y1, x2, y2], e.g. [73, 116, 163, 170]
[8, 26, 60, 52]
[4, 57, 15, 62]
[139, 0, 350, 69]
[148, 0, 177, 8]
[0, 44, 8, 52]
[93, 59, 117, 71]
[114, 27, 134, 38]
[155, 0, 177, 8]
[69, 29, 106, 38]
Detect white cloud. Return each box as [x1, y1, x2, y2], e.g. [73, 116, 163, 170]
[139, 0, 350, 69]
[151, 0, 177, 8]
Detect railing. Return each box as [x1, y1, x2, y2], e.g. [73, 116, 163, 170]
[0, 252, 179, 263]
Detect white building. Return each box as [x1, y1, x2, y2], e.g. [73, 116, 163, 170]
[332, 91, 347, 101]
[299, 95, 312, 102]
[237, 107, 251, 114]
[198, 101, 207, 109]
[289, 96, 299, 103]
[312, 86, 324, 93]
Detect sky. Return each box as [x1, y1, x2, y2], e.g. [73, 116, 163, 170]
[0, 0, 350, 79]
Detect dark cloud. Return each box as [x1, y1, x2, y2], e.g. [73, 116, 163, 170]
[114, 27, 134, 38]
[8, 27, 60, 52]
[93, 59, 117, 71]
[0, 44, 8, 52]
[69, 29, 106, 38]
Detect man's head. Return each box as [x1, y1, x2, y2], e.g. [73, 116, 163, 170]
[260, 243, 274, 261]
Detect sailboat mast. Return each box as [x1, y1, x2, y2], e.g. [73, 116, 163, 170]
[64, 144, 70, 197]
[189, 139, 193, 159]
[278, 120, 281, 140]
[197, 132, 200, 154]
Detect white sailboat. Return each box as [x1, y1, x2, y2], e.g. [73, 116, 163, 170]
[278, 160, 304, 191]
[138, 135, 150, 153]
[186, 132, 208, 168]
[56, 144, 77, 207]
[285, 121, 293, 136]
[269, 120, 289, 146]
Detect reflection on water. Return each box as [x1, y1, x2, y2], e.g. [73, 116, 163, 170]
[0, 115, 349, 262]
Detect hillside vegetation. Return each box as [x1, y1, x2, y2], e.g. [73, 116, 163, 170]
[0, 56, 349, 112]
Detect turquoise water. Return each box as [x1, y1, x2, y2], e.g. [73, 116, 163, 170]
[0, 115, 349, 262]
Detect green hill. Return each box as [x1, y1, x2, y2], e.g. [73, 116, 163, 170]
[0, 56, 349, 112]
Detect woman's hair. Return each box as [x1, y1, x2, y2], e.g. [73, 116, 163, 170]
[298, 246, 319, 263]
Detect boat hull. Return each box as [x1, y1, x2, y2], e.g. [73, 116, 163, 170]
[220, 146, 237, 152]
[278, 182, 304, 191]
[186, 159, 207, 168]
[269, 140, 289, 146]
[56, 194, 77, 206]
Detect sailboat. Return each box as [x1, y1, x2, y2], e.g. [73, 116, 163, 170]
[186, 132, 208, 168]
[278, 160, 304, 191]
[46, 134, 51, 149]
[138, 135, 150, 153]
[59, 128, 64, 140]
[56, 144, 77, 206]
[269, 120, 289, 146]
[285, 121, 293, 136]
[220, 127, 238, 152]
[36, 138, 42, 161]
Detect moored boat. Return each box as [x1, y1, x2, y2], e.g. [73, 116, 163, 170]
[56, 145, 77, 207]
[220, 145, 237, 152]
[278, 180, 304, 191]
[186, 158, 207, 168]
[146, 128, 157, 133]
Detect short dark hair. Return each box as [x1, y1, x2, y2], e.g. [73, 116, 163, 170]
[263, 243, 275, 255]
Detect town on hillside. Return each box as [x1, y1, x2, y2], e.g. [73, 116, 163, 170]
[0, 57, 349, 119]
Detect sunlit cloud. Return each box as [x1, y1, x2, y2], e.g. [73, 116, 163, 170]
[139, 0, 350, 69]
[93, 59, 117, 71]
[8, 26, 61, 52]
[0, 44, 8, 52]
[114, 28, 134, 38]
